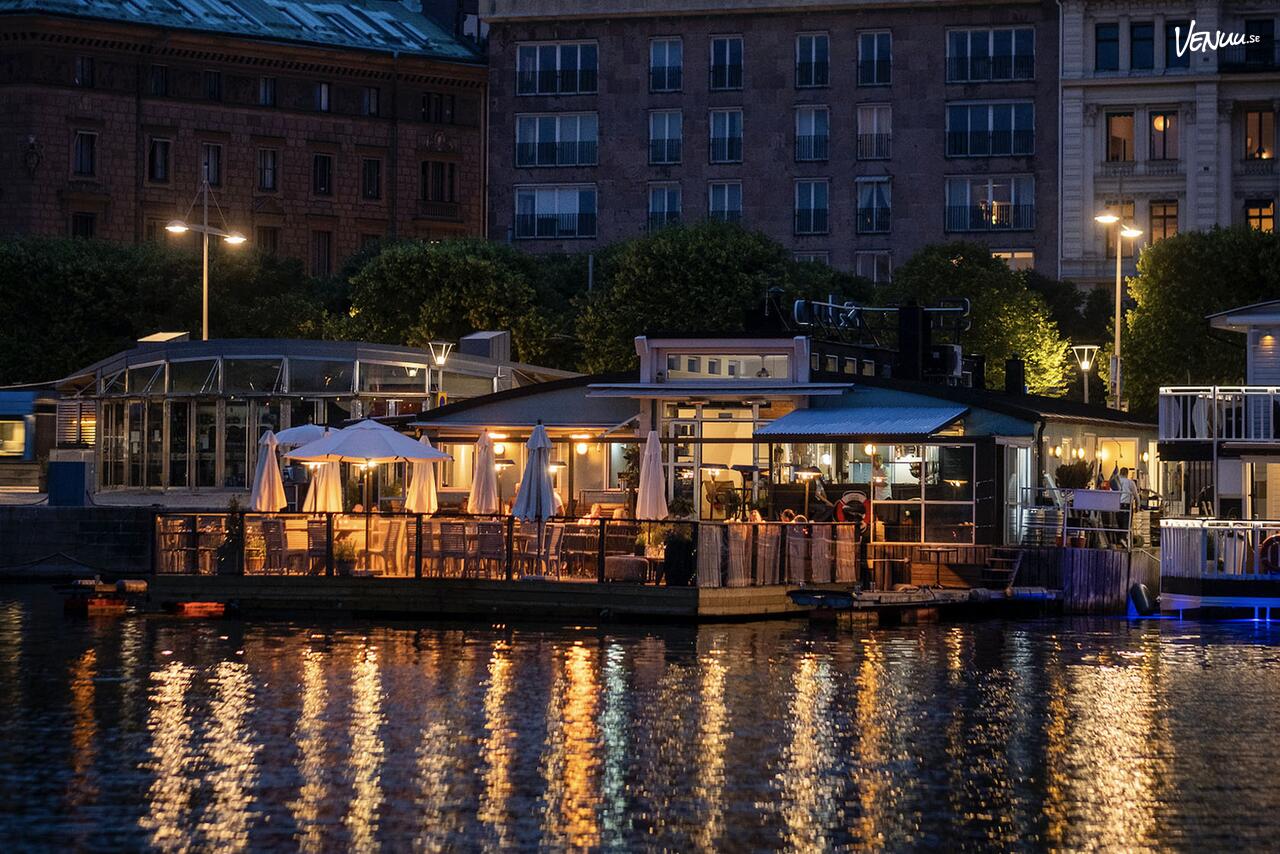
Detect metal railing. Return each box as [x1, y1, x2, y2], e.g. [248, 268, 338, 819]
[154, 512, 866, 589]
[648, 211, 681, 232]
[1161, 518, 1280, 579]
[856, 206, 890, 234]
[515, 140, 597, 167]
[856, 133, 891, 159]
[649, 138, 681, 164]
[945, 204, 1035, 231]
[1159, 386, 1280, 442]
[514, 212, 597, 239]
[857, 59, 891, 85]
[1017, 486, 1137, 550]
[945, 54, 1035, 82]
[945, 130, 1034, 157]
[1218, 41, 1279, 73]
[709, 136, 742, 163]
[794, 208, 829, 235]
[796, 60, 829, 87]
[649, 65, 682, 92]
[710, 62, 743, 90]
[795, 134, 829, 161]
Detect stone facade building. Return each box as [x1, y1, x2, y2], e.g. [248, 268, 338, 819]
[483, 0, 1060, 278]
[1059, 0, 1280, 288]
[0, 0, 487, 274]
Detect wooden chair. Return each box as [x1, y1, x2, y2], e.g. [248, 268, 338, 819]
[370, 518, 405, 575]
[544, 523, 564, 578]
[305, 518, 328, 575]
[260, 519, 302, 575]
[439, 522, 468, 577]
[475, 521, 506, 578]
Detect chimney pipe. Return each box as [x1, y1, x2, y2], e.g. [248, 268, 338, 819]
[896, 302, 929, 381]
[1004, 356, 1026, 396]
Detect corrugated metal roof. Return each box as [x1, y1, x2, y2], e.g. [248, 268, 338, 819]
[1, 0, 480, 61]
[755, 404, 968, 438]
[587, 383, 852, 398]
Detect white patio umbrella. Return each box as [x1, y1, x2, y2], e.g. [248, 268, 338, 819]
[248, 430, 287, 512]
[302, 462, 343, 513]
[512, 424, 555, 522]
[467, 431, 499, 515]
[274, 423, 327, 450]
[405, 435, 441, 515]
[635, 430, 669, 520]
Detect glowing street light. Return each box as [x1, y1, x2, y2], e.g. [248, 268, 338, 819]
[167, 179, 248, 340]
[1094, 212, 1142, 409]
[1071, 344, 1100, 405]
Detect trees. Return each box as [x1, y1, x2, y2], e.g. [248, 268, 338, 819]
[1123, 226, 1280, 414]
[881, 242, 1072, 396]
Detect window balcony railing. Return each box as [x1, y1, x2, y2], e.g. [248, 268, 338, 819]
[796, 60, 829, 87]
[857, 59, 891, 85]
[945, 54, 1035, 82]
[709, 210, 742, 224]
[516, 140, 598, 167]
[709, 136, 742, 163]
[1239, 158, 1277, 176]
[710, 63, 743, 90]
[856, 206, 890, 233]
[1217, 41, 1279, 73]
[1159, 386, 1280, 443]
[516, 68, 599, 96]
[795, 134, 829, 161]
[945, 130, 1035, 157]
[649, 65, 682, 92]
[649, 138, 682, 164]
[648, 211, 681, 231]
[945, 204, 1035, 231]
[418, 200, 461, 221]
[794, 208, 829, 235]
[856, 132, 891, 159]
[515, 212, 597, 239]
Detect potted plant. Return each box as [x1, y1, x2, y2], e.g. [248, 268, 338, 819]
[334, 539, 358, 576]
[215, 496, 244, 576]
[663, 524, 696, 586]
[1054, 460, 1092, 489]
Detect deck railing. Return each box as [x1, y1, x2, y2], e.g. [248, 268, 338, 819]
[1160, 518, 1280, 579]
[1159, 386, 1280, 442]
[154, 513, 867, 589]
[1017, 487, 1137, 550]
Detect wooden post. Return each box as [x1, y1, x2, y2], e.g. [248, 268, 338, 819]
[414, 514, 423, 579]
[597, 517, 607, 583]
[151, 512, 160, 575]
[750, 523, 759, 586]
[505, 515, 515, 581]
[325, 512, 334, 577]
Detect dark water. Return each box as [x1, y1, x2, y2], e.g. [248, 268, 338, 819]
[3, 588, 1280, 852]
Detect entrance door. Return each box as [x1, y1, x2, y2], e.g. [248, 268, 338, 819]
[1000, 440, 1032, 545]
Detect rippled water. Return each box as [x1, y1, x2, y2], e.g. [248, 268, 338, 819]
[3, 587, 1280, 851]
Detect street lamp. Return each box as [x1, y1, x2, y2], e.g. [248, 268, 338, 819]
[795, 464, 821, 518]
[166, 179, 247, 341]
[1094, 211, 1142, 409]
[1071, 344, 1100, 405]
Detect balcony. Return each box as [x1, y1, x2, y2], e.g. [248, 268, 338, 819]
[796, 60, 829, 87]
[945, 204, 1035, 231]
[794, 208, 829, 235]
[516, 68, 598, 96]
[515, 140, 598, 168]
[945, 130, 1034, 157]
[795, 134, 829, 162]
[709, 136, 742, 163]
[856, 206, 890, 234]
[709, 63, 742, 90]
[514, 212, 597, 239]
[418, 200, 461, 221]
[857, 133, 891, 159]
[1159, 386, 1280, 443]
[857, 59, 890, 86]
[648, 211, 681, 231]
[945, 54, 1035, 82]
[1239, 157, 1277, 176]
[1217, 41, 1279, 73]
[649, 65, 682, 92]
[1098, 160, 1185, 179]
[649, 138, 682, 165]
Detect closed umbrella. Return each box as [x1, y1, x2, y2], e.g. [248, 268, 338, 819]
[635, 430, 669, 520]
[512, 424, 555, 522]
[302, 462, 343, 513]
[248, 430, 286, 512]
[467, 431, 499, 515]
[405, 435, 441, 515]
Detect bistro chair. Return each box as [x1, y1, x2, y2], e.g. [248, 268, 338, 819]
[305, 518, 328, 575]
[439, 522, 468, 577]
[475, 521, 506, 578]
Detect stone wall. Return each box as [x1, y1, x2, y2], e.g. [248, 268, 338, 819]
[0, 507, 153, 577]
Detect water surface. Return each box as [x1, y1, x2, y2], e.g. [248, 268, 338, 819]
[2, 587, 1279, 851]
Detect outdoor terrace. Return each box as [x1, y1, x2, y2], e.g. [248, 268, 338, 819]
[1159, 386, 1280, 443]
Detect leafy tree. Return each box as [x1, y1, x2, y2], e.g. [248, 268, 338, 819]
[881, 242, 1072, 396]
[1124, 226, 1280, 414]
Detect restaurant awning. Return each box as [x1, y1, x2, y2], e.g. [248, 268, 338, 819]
[754, 404, 968, 439]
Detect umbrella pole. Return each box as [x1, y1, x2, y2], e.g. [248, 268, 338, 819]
[364, 466, 371, 573]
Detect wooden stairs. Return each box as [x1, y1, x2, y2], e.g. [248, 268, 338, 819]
[983, 547, 1022, 589]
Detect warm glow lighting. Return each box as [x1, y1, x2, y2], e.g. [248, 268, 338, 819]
[795, 465, 821, 481]
[863, 443, 875, 456]
[165, 219, 189, 233]
[223, 231, 247, 245]
[548, 461, 566, 472]
[1152, 114, 1166, 132]
[1099, 447, 1110, 461]
[575, 442, 589, 456]
[1053, 445, 1062, 458]
[1094, 213, 1120, 225]
[820, 453, 832, 466]
[1121, 225, 1143, 239]
[1141, 451, 1150, 463]
[493, 443, 505, 455]
[489, 432, 508, 440]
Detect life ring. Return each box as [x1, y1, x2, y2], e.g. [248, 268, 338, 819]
[834, 492, 867, 523]
[1260, 534, 1280, 574]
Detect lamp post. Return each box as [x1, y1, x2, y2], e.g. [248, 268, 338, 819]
[795, 464, 821, 518]
[1071, 344, 1100, 405]
[1093, 212, 1142, 409]
[166, 179, 247, 341]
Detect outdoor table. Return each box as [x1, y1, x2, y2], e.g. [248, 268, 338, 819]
[918, 546, 960, 587]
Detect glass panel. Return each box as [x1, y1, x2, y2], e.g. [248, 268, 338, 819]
[169, 401, 189, 487]
[255, 400, 282, 438]
[127, 364, 163, 395]
[360, 362, 429, 394]
[169, 360, 219, 394]
[127, 401, 144, 487]
[441, 371, 495, 399]
[872, 503, 920, 543]
[146, 400, 164, 487]
[290, 399, 320, 429]
[195, 401, 218, 487]
[223, 359, 283, 394]
[663, 353, 789, 380]
[102, 402, 125, 487]
[224, 402, 248, 488]
[925, 445, 975, 500]
[289, 359, 354, 394]
[924, 503, 975, 543]
[0, 419, 25, 457]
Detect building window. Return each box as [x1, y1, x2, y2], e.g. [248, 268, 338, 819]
[421, 161, 457, 202]
[149, 65, 168, 96]
[515, 185, 597, 238]
[315, 82, 331, 112]
[1095, 23, 1119, 71]
[856, 178, 891, 233]
[649, 110, 682, 164]
[72, 132, 96, 177]
[257, 149, 278, 191]
[945, 175, 1035, 231]
[312, 154, 333, 195]
[946, 102, 1034, 156]
[361, 158, 382, 200]
[516, 42, 599, 95]
[147, 138, 170, 183]
[1240, 19, 1276, 69]
[422, 92, 456, 124]
[795, 252, 829, 264]
[1150, 112, 1178, 160]
[946, 28, 1034, 82]
[311, 231, 333, 277]
[710, 36, 743, 90]
[858, 31, 891, 85]
[1103, 199, 1136, 256]
[74, 56, 95, 88]
[361, 87, 380, 117]
[796, 34, 829, 87]
[992, 250, 1035, 270]
[204, 70, 222, 101]
[708, 181, 742, 223]
[1245, 109, 1276, 159]
[709, 109, 743, 163]
[70, 212, 96, 239]
[1130, 22, 1154, 70]
[648, 183, 681, 230]
[856, 251, 892, 283]
[1150, 200, 1178, 241]
[1106, 112, 1134, 161]
[1246, 199, 1275, 233]
[516, 113, 598, 167]
[1165, 20, 1191, 69]
[256, 226, 279, 254]
[857, 104, 892, 159]
[650, 38, 682, 92]
[794, 179, 829, 235]
[259, 77, 277, 107]
[202, 143, 222, 186]
[795, 106, 829, 161]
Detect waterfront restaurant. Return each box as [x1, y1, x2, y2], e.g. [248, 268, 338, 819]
[54, 335, 571, 499]
[417, 335, 1158, 547]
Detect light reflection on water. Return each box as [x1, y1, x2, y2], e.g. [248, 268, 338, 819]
[5, 588, 1280, 850]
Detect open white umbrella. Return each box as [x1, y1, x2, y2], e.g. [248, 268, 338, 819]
[302, 462, 343, 513]
[249, 430, 287, 512]
[274, 423, 327, 450]
[405, 435, 441, 515]
[467, 431, 499, 515]
[512, 424, 555, 522]
[635, 430, 669, 520]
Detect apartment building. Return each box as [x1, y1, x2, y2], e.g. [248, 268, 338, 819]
[483, 0, 1060, 279]
[1059, 0, 1280, 288]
